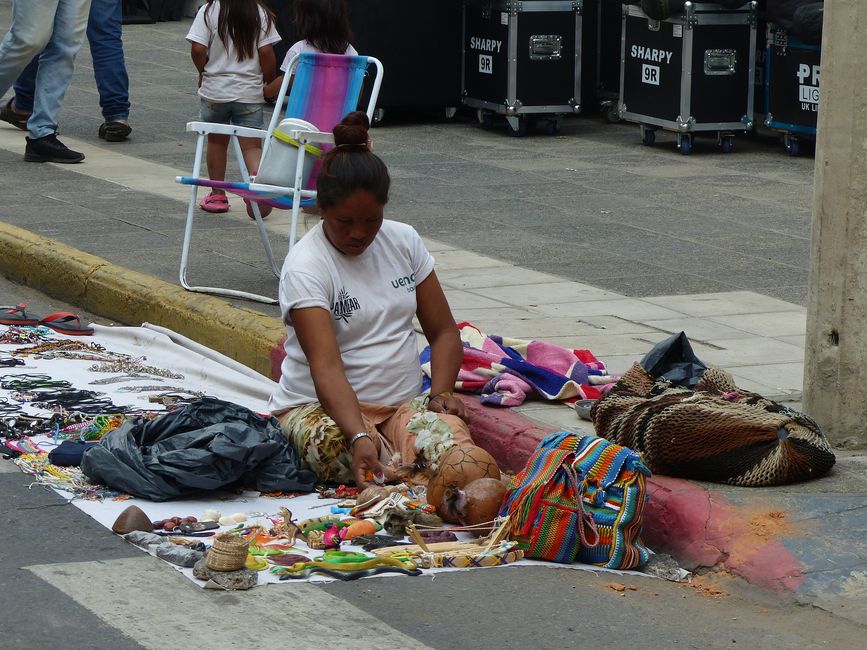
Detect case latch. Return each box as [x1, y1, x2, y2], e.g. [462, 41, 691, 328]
[704, 49, 737, 75]
[529, 35, 562, 61]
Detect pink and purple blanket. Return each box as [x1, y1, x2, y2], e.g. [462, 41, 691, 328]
[420, 322, 618, 406]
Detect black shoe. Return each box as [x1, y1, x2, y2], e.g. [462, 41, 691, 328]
[98, 120, 132, 142]
[0, 99, 29, 130]
[24, 134, 85, 163]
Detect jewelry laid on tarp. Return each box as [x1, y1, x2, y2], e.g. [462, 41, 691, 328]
[14, 451, 124, 501]
[146, 391, 205, 408]
[0, 357, 25, 367]
[14, 340, 107, 357]
[89, 357, 183, 380]
[1, 374, 72, 391]
[117, 385, 190, 393]
[88, 374, 154, 385]
[0, 326, 53, 345]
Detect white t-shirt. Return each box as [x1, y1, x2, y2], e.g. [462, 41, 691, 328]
[186, 2, 281, 103]
[268, 220, 435, 413]
[279, 39, 358, 73]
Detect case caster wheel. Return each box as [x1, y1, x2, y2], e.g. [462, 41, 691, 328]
[641, 126, 655, 146]
[545, 118, 559, 135]
[444, 106, 457, 120]
[506, 116, 529, 137]
[476, 109, 494, 130]
[677, 133, 692, 155]
[605, 105, 622, 124]
[785, 136, 800, 156]
[372, 108, 385, 125]
[720, 135, 734, 153]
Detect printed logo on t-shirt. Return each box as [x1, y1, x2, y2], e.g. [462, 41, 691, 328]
[333, 287, 361, 323]
[390, 272, 416, 293]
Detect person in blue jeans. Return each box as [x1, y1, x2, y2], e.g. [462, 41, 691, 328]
[2, 0, 131, 143]
[0, 0, 92, 163]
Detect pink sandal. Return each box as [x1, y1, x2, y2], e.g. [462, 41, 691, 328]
[200, 192, 229, 213]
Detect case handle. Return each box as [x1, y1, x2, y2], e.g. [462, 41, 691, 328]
[704, 49, 737, 75]
[529, 35, 562, 61]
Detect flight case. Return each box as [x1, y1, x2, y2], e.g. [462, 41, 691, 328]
[618, 2, 757, 154]
[462, 0, 583, 136]
[764, 23, 820, 156]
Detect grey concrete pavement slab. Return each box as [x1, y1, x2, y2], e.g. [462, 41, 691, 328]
[709, 311, 809, 338]
[531, 298, 686, 321]
[728, 362, 806, 394]
[642, 291, 806, 317]
[590, 273, 742, 298]
[699, 337, 805, 367]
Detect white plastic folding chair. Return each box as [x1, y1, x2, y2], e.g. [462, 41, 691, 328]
[176, 52, 384, 303]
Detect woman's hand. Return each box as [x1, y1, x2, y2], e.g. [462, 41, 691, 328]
[351, 436, 386, 489]
[428, 393, 468, 421]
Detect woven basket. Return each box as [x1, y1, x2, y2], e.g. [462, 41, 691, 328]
[206, 534, 249, 572]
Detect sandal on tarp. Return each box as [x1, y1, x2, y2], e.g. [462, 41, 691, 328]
[98, 120, 132, 142]
[0, 303, 41, 326]
[0, 99, 29, 131]
[38, 312, 94, 336]
[200, 192, 230, 213]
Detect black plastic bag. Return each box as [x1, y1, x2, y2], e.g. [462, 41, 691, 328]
[81, 397, 315, 501]
[640, 331, 708, 387]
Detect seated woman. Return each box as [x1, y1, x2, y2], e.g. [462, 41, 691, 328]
[268, 111, 475, 488]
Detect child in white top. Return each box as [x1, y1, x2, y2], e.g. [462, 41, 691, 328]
[264, 0, 357, 101]
[187, 0, 280, 215]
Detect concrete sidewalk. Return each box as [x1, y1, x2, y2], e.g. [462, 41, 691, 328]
[1, 3, 863, 625]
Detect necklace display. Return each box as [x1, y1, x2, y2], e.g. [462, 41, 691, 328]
[0, 326, 53, 345]
[88, 357, 184, 380]
[12, 339, 110, 357]
[89, 374, 155, 386]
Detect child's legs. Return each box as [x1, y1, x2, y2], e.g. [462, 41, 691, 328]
[206, 134, 229, 189]
[238, 136, 262, 176]
[230, 103, 269, 217]
[199, 99, 232, 192]
[230, 103, 264, 173]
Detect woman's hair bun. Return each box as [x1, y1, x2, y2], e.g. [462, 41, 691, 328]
[332, 110, 370, 147]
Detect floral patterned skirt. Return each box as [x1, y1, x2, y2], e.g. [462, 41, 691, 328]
[276, 396, 473, 485]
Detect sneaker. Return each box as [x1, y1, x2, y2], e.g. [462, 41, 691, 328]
[24, 134, 85, 163]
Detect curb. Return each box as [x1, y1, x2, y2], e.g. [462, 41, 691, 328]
[0, 223, 284, 378]
[1, 223, 801, 593]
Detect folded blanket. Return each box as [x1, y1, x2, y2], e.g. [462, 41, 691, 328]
[420, 322, 618, 406]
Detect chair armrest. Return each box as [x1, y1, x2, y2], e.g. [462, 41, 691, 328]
[185, 122, 267, 139]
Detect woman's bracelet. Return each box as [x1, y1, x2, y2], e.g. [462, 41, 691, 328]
[430, 391, 453, 401]
[348, 431, 371, 447]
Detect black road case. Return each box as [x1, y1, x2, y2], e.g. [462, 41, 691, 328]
[618, 2, 757, 154]
[462, 0, 583, 136]
[262, 1, 463, 120]
[764, 23, 820, 156]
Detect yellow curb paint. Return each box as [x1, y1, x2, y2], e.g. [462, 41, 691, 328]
[0, 222, 283, 377]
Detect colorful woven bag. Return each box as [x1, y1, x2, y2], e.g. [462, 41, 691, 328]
[499, 444, 599, 563]
[544, 432, 652, 569]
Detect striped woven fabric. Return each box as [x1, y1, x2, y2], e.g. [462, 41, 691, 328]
[499, 445, 584, 563]
[544, 432, 652, 570]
